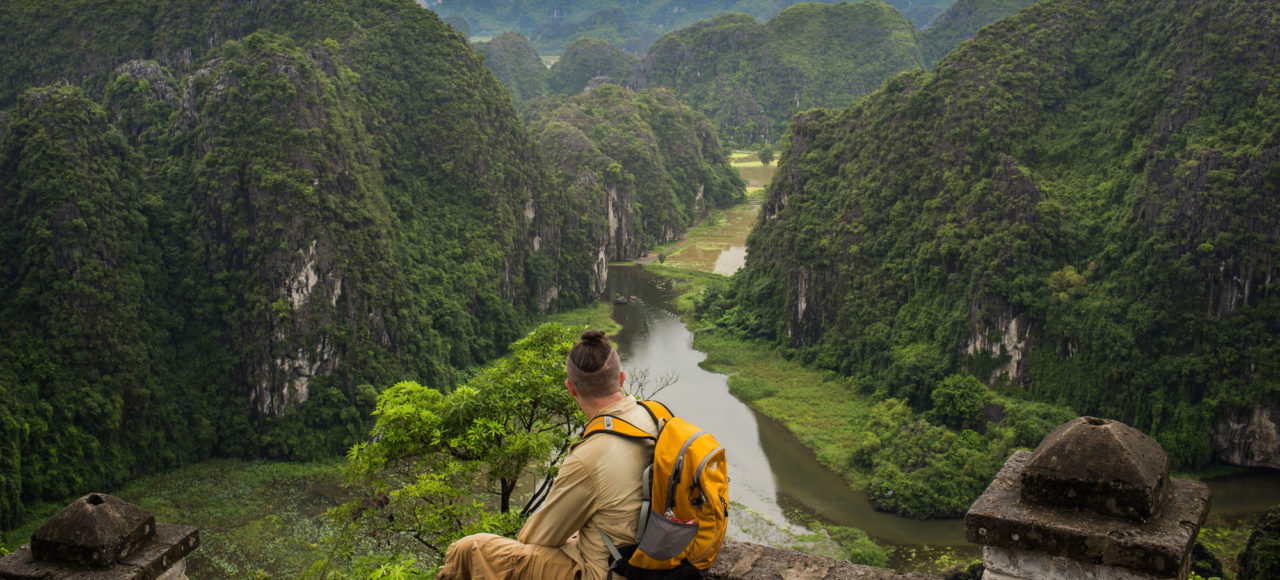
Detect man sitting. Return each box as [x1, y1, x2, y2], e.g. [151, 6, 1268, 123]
[437, 329, 655, 580]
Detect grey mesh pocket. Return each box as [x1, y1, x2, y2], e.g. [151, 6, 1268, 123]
[636, 510, 698, 561]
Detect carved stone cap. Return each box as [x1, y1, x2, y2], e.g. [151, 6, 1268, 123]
[966, 450, 1210, 579]
[30, 493, 155, 568]
[0, 493, 198, 580]
[1020, 416, 1170, 520]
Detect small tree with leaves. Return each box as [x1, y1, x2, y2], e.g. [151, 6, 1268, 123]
[328, 323, 584, 569]
[928, 374, 991, 431]
[757, 144, 775, 166]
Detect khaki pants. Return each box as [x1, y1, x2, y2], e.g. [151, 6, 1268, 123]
[437, 533, 581, 580]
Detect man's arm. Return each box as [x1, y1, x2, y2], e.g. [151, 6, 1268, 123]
[517, 452, 595, 546]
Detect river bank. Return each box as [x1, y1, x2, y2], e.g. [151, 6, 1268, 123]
[632, 176, 1280, 575]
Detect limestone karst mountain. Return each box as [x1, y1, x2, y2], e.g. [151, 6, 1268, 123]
[705, 0, 1280, 481]
[0, 0, 589, 527]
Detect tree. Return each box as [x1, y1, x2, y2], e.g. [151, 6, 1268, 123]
[757, 144, 775, 166]
[929, 374, 991, 431]
[332, 323, 584, 567]
[1240, 506, 1280, 580]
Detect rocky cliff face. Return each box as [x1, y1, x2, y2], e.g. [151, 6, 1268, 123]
[1213, 403, 1280, 469]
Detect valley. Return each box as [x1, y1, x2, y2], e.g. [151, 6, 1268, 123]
[2, 0, 1278, 577]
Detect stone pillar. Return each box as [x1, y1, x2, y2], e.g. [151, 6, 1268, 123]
[965, 417, 1210, 580]
[0, 493, 199, 580]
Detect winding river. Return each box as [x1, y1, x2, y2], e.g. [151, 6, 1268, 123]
[604, 265, 970, 550]
[602, 160, 1280, 564]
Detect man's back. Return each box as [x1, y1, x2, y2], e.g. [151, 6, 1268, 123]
[519, 396, 655, 580]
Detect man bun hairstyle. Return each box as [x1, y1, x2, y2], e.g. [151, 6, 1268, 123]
[566, 329, 622, 398]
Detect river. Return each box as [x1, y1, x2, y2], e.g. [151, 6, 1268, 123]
[603, 265, 970, 551]
[604, 161, 1280, 567]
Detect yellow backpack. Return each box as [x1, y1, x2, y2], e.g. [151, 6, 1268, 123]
[581, 400, 729, 579]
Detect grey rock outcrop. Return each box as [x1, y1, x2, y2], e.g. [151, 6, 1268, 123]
[1213, 403, 1280, 469]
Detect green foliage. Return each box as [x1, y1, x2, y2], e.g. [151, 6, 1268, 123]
[858, 401, 993, 518]
[0, 86, 149, 527]
[710, 0, 1280, 477]
[468, 2, 1024, 147]
[688, 319, 1074, 519]
[549, 38, 638, 95]
[473, 32, 550, 104]
[636, 4, 923, 146]
[442, 15, 470, 38]
[0, 0, 600, 528]
[526, 84, 745, 267]
[757, 144, 775, 166]
[920, 0, 1042, 67]
[1240, 506, 1280, 580]
[929, 375, 990, 431]
[1190, 542, 1225, 580]
[335, 324, 582, 567]
[821, 523, 889, 567]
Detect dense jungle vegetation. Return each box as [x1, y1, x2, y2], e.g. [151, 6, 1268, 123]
[524, 84, 746, 263]
[918, 0, 1041, 66]
[0, 0, 589, 529]
[474, 0, 1040, 146]
[0, 0, 750, 531]
[426, 0, 957, 55]
[700, 0, 1280, 517]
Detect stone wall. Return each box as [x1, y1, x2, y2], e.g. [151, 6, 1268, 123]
[709, 543, 940, 580]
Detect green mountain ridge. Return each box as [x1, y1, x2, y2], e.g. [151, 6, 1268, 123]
[630, 2, 923, 145]
[427, 0, 957, 55]
[525, 84, 746, 271]
[919, 0, 1040, 66]
[475, 1, 1044, 146]
[0, 0, 587, 528]
[705, 0, 1279, 474]
[474, 31, 551, 102]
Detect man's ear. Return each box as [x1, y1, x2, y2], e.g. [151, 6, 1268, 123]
[565, 379, 578, 398]
[618, 370, 626, 389]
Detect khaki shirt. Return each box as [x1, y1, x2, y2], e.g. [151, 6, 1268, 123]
[518, 396, 655, 580]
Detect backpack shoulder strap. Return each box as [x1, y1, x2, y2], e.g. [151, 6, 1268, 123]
[637, 399, 674, 430]
[581, 414, 656, 441]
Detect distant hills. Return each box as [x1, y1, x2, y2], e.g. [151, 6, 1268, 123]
[475, 0, 1041, 146]
[633, 3, 923, 145]
[919, 0, 1043, 65]
[708, 0, 1280, 471]
[426, 0, 959, 55]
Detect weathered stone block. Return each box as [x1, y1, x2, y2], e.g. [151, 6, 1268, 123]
[30, 493, 155, 568]
[708, 542, 939, 580]
[1020, 417, 1169, 521]
[0, 491, 199, 580]
[966, 451, 1209, 579]
[0, 524, 198, 580]
[984, 545, 1168, 580]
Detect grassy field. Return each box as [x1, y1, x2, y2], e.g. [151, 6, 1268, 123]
[539, 298, 620, 335]
[3, 459, 354, 578]
[695, 332, 873, 485]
